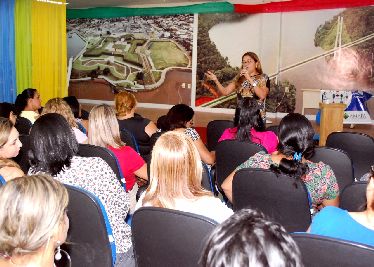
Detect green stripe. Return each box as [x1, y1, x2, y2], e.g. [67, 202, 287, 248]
[15, 0, 32, 93]
[67, 2, 234, 19]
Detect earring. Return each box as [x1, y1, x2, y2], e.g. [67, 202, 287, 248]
[55, 241, 62, 261]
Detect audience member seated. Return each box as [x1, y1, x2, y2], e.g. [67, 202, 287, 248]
[28, 113, 133, 266]
[200, 209, 302, 267]
[14, 88, 41, 124]
[115, 91, 158, 156]
[156, 115, 168, 132]
[0, 158, 24, 182]
[166, 104, 215, 165]
[218, 98, 278, 153]
[0, 102, 17, 124]
[0, 174, 69, 267]
[222, 113, 339, 213]
[88, 104, 148, 213]
[63, 95, 89, 131]
[42, 98, 87, 144]
[308, 166, 374, 246]
[0, 118, 22, 160]
[135, 131, 232, 223]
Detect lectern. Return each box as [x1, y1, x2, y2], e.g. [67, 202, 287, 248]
[319, 103, 346, 146]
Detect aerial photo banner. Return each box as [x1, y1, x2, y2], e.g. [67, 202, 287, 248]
[67, 5, 374, 114]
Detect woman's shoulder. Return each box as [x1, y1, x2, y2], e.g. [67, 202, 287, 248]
[194, 196, 233, 222]
[306, 161, 335, 176]
[184, 127, 200, 141]
[69, 156, 116, 176]
[311, 206, 347, 228]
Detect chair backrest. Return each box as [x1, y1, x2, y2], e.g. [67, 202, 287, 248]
[326, 132, 374, 179]
[0, 175, 6, 185]
[201, 162, 216, 193]
[292, 233, 374, 267]
[233, 168, 311, 232]
[120, 129, 140, 154]
[77, 144, 125, 190]
[206, 120, 234, 151]
[60, 185, 115, 267]
[132, 207, 218, 267]
[340, 181, 367, 212]
[265, 125, 279, 135]
[309, 146, 354, 193]
[215, 139, 266, 188]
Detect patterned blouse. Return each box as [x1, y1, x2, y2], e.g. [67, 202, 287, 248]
[184, 127, 200, 141]
[234, 73, 269, 99]
[30, 156, 132, 254]
[234, 73, 269, 119]
[235, 152, 339, 211]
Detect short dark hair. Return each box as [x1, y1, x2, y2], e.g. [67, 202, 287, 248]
[235, 98, 265, 142]
[63, 96, 80, 118]
[0, 103, 15, 119]
[271, 113, 315, 180]
[200, 209, 302, 267]
[29, 113, 78, 176]
[14, 88, 38, 116]
[166, 104, 194, 130]
[156, 115, 169, 132]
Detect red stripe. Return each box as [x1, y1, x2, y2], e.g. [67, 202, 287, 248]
[234, 0, 374, 13]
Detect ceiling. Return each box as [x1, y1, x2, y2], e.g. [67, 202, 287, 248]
[67, 0, 280, 9]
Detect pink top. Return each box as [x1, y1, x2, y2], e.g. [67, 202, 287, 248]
[108, 145, 145, 191]
[218, 127, 278, 153]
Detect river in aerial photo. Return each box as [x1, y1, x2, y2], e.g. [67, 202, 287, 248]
[67, 32, 86, 60]
[207, 8, 374, 92]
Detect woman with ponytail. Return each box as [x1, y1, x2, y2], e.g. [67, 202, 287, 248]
[222, 113, 339, 213]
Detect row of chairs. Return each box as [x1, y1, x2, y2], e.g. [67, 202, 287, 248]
[232, 168, 367, 232]
[208, 119, 374, 182]
[39, 184, 372, 267]
[131, 207, 374, 267]
[214, 139, 355, 194]
[1, 177, 367, 267]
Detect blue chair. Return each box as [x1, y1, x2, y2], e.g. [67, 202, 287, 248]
[61, 185, 116, 267]
[120, 128, 140, 154]
[201, 162, 217, 194]
[77, 121, 87, 134]
[0, 175, 6, 185]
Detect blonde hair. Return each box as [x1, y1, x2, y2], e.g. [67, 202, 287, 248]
[142, 131, 210, 208]
[0, 158, 21, 170]
[0, 174, 68, 257]
[0, 118, 13, 148]
[42, 98, 77, 128]
[88, 104, 124, 148]
[115, 91, 137, 117]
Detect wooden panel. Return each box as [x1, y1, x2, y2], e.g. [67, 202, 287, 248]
[319, 103, 346, 146]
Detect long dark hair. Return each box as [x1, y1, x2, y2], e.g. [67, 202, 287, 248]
[271, 113, 315, 180]
[29, 113, 79, 176]
[235, 98, 265, 142]
[166, 104, 194, 131]
[14, 88, 38, 116]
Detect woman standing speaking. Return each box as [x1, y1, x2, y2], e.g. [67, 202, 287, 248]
[205, 52, 270, 119]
